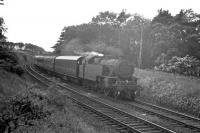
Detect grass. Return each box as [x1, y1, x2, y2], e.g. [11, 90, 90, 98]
[44, 84, 116, 133]
[0, 69, 27, 97]
[17, 85, 116, 133]
[134, 68, 200, 117]
[0, 69, 116, 133]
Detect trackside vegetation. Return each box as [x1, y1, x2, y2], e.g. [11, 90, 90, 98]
[135, 68, 200, 117]
[0, 82, 116, 133]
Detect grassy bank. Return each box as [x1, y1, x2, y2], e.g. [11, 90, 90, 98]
[0, 69, 115, 133]
[134, 68, 200, 117]
[0, 69, 27, 97]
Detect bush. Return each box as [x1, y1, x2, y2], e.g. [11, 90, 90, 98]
[14, 65, 24, 76]
[0, 87, 51, 133]
[155, 55, 200, 76]
[0, 46, 24, 76]
[0, 47, 18, 66]
[137, 73, 200, 117]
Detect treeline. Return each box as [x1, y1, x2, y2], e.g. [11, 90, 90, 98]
[1, 17, 45, 55]
[52, 9, 200, 68]
[0, 17, 46, 76]
[0, 41, 46, 55]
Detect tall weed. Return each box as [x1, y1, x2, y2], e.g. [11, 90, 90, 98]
[135, 69, 200, 117]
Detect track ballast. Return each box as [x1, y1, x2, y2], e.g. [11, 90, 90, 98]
[26, 65, 175, 133]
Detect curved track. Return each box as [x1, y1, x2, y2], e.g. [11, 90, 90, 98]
[128, 100, 200, 133]
[26, 65, 175, 133]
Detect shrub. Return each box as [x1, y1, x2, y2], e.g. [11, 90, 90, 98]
[0, 46, 24, 76]
[156, 55, 200, 76]
[0, 87, 51, 133]
[14, 65, 24, 76]
[135, 68, 200, 117]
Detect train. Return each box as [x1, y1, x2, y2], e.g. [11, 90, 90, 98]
[34, 54, 139, 100]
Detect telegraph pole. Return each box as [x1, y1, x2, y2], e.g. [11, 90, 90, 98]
[118, 27, 121, 47]
[138, 25, 143, 68]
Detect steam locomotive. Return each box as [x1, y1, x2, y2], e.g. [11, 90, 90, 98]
[34, 54, 139, 100]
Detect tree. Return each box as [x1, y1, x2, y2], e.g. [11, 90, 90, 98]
[124, 14, 151, 66]
[92, 10, 131, 58]
[92, 10, 131, 27]
[53, 9, 200, 69]
[152, 9, 174, 25]
[0, 17, 7, 42]
[117, 9, 131, 27]
[24, 43, 45, 54]
[150, 9, 200, 68]
[92, 11, 117, 26]
[52, 24, 100, 54]
[175, 9, 200, 25]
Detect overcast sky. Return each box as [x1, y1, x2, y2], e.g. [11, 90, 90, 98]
[0, 0, 199, 51]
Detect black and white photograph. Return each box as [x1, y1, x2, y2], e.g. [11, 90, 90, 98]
[0, 0, 200, 132]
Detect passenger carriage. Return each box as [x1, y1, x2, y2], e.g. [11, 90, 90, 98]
[34, 54, 139, 100]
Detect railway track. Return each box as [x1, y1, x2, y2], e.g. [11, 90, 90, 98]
[28, 65, 200, 133]
[127, 100, 200, 133]
[26, 65, 175, 133]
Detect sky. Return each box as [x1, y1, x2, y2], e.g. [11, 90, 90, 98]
[0, 0, 199, 51]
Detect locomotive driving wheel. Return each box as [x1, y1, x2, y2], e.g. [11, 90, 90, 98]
[113, 90, 120, 99]
[103, 88, 111, 96]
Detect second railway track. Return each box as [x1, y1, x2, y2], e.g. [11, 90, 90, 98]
[26, 65, 175, 133]
[128, 100, 200, 132]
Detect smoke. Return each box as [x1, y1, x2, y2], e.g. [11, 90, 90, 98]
[105, 46, 123, 57]
[60, 39, 83, 55]
[60, 39, 124, 57]
[76, 51, 103, 56]
[86, 41, 124, 57]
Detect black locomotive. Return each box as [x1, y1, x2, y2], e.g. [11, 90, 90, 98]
[35, 54, 139, 100]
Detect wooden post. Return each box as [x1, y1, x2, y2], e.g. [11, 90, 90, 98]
[138, 25, 143, 68]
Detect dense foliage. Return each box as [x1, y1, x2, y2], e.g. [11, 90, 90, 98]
[0, 46, 24, 76]
[0, 87, 51, 133]
[0, 41, 46, 55]
[1, 17, 45, 55]
[0, 17, 46, 76]
[155, 55, 200, 76]
[52, 9, 200, 68]
[135, 69, 200, 117]
[0, 17, 6, 42]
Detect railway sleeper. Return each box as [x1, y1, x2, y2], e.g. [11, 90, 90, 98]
[106, 122, 117, 125]
[104, 122, 117, 125]
[100, 110, 118, 114]
[117, 120, 138, 124]
[122, 121, 142, 125]
[116, 127, 127, 131]
[132, 124, 149, 128]
[146, 130, 163, 133]
[114, 117, 131, 121]
[106, 114, 123, 118]
[112, 117, 132, 121]
[139, 127, 158, 132]
[110, 124, 122, 127]
[134, 125, 153, 129]
[127, 123, 146, 127]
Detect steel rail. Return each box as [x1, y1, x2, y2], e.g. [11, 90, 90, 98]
[127, 100, 200, 132]
[26, 65, 175, 133]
